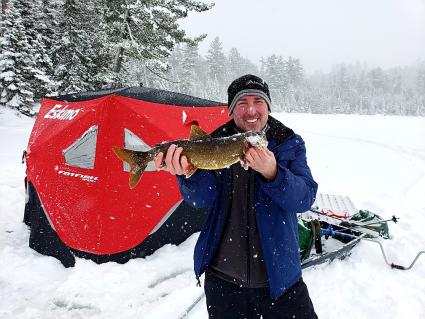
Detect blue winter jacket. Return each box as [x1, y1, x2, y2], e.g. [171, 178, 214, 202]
[176, 117, 318, 299]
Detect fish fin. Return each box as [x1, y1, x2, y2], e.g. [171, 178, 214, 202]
[129, 165, 147, 189]
[189, 125, 210, 141]
[185, 165, 198, 178]
[112, 147, 150, 189]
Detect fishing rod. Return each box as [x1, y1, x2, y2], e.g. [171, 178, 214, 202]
[308, 209, 398, 237]
[340, 215, 399, 229]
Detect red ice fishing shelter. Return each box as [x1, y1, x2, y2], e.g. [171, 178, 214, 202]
[23, 87, 230, 267]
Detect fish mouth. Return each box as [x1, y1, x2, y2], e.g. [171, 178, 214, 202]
[245, 132, 268, 148]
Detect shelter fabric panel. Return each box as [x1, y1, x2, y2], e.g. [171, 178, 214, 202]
[26, 182, 76, 267]
[63, 125, 98, 169]
[24, 87, 228, 261]
[49, 86, 224, 106]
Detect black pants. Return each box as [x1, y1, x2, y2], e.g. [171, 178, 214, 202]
[204, 272, 318, 319]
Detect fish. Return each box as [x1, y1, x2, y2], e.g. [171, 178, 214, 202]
[112, 125, 268, 189]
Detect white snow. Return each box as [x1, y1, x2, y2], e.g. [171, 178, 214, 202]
[1, 107, 424, 318]
[0, 70, 15, 81]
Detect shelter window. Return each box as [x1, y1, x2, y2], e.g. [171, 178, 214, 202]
[124, 129, 156, 172]
[63, 125, 98, 169]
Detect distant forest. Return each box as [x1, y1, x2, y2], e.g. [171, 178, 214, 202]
[1, 0, 424, 116]
[147, 38, 425, 116]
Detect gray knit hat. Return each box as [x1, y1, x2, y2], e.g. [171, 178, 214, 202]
[227, 74, 271, 114]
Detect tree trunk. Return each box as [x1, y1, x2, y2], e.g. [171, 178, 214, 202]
[2, 0, 8, 15]
[113, 7, 129, 74]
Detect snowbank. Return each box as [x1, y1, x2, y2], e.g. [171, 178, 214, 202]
[1, 108, 424, 318]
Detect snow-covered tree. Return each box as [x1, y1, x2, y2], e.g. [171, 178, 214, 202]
[262, 55, 287, 91]
[368, 67, 388, 92]
[206, 37, 227, 80]
[1, 0, 7, 15]
[205, 37, 227, 100]
[282, 57, 305, 112]
[227, 48, 244, 80]
[103, 0, 212, 84]
[416, 61, 425, 95]
[285, 56, 304, 88]
[36, 0, 62, 86]
[52, 0, 111, 94]
[260, 54, 288, 110]
[227, 48, 258, 81]
[0, 0, 47, 115]
[180, 43, 199, 95]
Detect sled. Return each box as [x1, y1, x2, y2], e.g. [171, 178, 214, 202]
[297, 194, 391, 269]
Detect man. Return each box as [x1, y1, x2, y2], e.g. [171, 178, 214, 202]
[155, 74, 318, 318]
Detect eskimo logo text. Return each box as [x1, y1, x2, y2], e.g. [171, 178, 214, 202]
[44, 104, 80, 120]
[58, 170, 98, 183]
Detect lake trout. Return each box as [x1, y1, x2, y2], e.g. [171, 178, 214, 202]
[113, 125, 268, 189]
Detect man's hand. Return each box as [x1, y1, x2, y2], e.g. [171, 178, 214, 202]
[245, 147, 277, 180]
[154, 144, 189, 175]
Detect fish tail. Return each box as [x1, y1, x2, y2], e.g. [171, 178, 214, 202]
[112, 147, 152, 189]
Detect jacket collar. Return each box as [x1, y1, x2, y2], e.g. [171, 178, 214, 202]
[212, 115, 294, 146]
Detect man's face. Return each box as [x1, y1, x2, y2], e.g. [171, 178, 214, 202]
[232, 95, 269, 132]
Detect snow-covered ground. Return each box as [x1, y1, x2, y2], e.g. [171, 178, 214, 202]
[1, 106, 424, 319]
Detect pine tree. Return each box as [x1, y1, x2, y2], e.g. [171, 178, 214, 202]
[9, 0, 54, 98]
[103, 0, 212, 83]
[413, 61, 425, 115]
[206, 37, 227, 82]
[180, 43, 199, 95]
[192, 54, 209, 98]
[285, 57, 304, 88]
[35, 0, 62, 94]
[227, 48, 244, 80]
[0, 0, 38, 115]
[226, 48, 258, 80]
[52, 0, 111, 94]
[165, 44, 184, 90]
[26, 0, 58, 98]
[261, 54, 287, 110]
[416, 61, 425, 95]
[368, 67, 387, 92]
[206, 37, 227, 100]
[284, 57, 305, 112]
[1, 0, 8, 15]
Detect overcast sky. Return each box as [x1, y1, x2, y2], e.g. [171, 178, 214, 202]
[180, 0, 425, 73]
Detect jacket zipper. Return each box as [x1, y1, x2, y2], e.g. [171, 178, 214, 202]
[246, 169, 253, 287]
[196, 169, 230, 285]
[246, 218, 251, 287]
